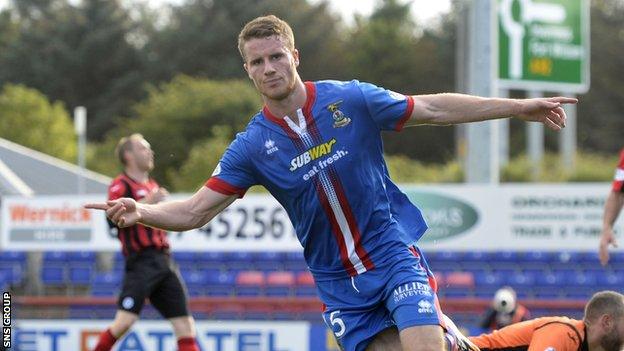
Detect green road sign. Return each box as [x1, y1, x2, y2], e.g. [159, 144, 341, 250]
[497, 0, 589, 93]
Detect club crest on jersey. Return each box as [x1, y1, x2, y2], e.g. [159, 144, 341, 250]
[327, 100, 351, 128]
[264, 139, 279, 155]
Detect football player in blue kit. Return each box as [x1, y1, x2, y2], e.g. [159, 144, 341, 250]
[87, 15, 576, 351]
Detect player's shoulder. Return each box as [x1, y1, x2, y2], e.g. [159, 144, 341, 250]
[313, 79, 365, 95]
[109, 173, 128, 187]
[534, 316, 583, 338]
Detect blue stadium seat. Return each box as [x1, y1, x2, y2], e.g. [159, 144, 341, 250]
[253, 252, 285, 271]
[283, 251, 307, 271]
[91, 272, 122, 296]
[0, 251, 27, 264]
[462, 251, 491, 263]
[431, 250, 463, 262]
[41, 266, 65, 285]
[565, 287, 596, 299]
[205, 271, 235, 296]
[473, 272, 504, 287]
[69, 266, 93, 285]
[181, 270, 208, 296]
[609, 252, 624, 264]
[67, 251, 96, 265]
[182, 270, 208, 287]
[565, 271, 596, 288]
[533, 288, 561, 299]
[0, 265, 23, 284]
[535, 272, 566, 287]
[43, 251, 69, 263]
[92, 272, 121, 287]
[505, 271, 536, 287]
[173, 251, 196, 264]
[174, 252, 197, 271]
[491, 251, 519, 262]
[596, 272, 623, 289]
[196, 252, 226, 270]
[518, 251, 555, 264]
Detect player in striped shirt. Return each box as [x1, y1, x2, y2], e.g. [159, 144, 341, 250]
[92, 134, 199, 351]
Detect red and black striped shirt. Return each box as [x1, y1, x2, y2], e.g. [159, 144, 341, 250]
[108, 173, 169, 256]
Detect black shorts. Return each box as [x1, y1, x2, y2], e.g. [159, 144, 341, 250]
[117, 249, 190, 318]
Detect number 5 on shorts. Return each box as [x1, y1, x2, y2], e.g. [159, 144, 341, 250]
[328, 310, 346, 338]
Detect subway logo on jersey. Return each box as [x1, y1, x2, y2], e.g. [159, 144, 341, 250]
[289, 138, 337, 171]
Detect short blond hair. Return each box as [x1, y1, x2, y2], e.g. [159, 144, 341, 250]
[584, 290, 624, 322]
[115, 133, 144, 165]
[237, 15, 295, 61]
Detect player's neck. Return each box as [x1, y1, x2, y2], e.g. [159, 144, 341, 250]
[586, 326, 606, 351]
[264, 79, 307, 127]
[124, 168, 149, 183]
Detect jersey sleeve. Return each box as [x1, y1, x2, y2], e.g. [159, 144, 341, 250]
[612, 148, 624, 192]
[205, 135, 256, 198]
[356, 81, 414, 132]
[528, 323, 581, 351]
[108, 179, 127, 201]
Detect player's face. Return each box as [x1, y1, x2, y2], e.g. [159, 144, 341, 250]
[129, 139, 154, 172]
[243, 35, 299, 101]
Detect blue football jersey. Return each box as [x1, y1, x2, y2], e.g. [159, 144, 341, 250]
[206, 80, 428, 280]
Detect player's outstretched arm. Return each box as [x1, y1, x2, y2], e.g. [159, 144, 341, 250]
[85, 187, 237, 231]
[407, 93, 577, 130]
[599, 190, 624, 266]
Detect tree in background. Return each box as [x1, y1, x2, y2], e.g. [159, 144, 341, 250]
[170, 126, 232, 192]
[143, 0, 346, 82]
[345, 0, 457, 163]
[0, 84, 76, 161]
[0, 0, 147, 140]
[577, 0, 624, 153]
[88, 76, 262, 189]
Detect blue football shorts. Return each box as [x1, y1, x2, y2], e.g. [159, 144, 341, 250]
[318, 245, 443, 351]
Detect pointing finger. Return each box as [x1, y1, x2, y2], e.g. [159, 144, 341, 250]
[84, 203, 109, 210]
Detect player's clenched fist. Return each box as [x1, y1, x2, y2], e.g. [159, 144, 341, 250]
[85, 198, 142, 228]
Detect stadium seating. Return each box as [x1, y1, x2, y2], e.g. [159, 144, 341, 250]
[0, 249, 617, 302]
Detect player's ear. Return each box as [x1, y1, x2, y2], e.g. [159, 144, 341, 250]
[243, 63, 252, 79]
[293, 49, 300, 67]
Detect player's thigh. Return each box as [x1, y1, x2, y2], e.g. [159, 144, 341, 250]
[399, 325, 445, 351]
[150, 269, 190, 319]
[319, 276, 391, 351]
[365, 326, 402, 351]
[117, 263, 157, 314]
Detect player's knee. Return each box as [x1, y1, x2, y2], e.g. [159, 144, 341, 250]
[400, 325, 445, 351]
[169, 315, 196, 338]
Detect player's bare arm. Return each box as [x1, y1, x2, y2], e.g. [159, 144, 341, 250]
[85, 187, 237, 231]
[407, 93, 577, 130]
[599, 190, 624, 265]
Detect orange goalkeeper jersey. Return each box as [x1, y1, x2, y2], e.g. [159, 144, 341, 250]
[470, 316, 588, 351]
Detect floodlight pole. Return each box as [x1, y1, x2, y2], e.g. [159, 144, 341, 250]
[74, 106, 87, 194]
[465, 0, 499, 184]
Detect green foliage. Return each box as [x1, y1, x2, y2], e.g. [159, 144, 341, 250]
[143, 0, 345, 81]
[89, 76, 262, 188]
[0, 0, 148, 140]
[169, 126, 231, 192]
[385, 155, 463, 183]
[0, 84, 76, 161]
[501, 152, 618, 182]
